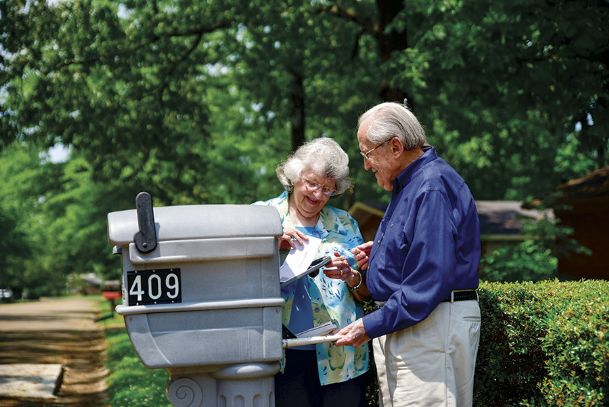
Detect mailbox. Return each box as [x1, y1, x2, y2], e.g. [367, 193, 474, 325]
[107, 193, 284, 406]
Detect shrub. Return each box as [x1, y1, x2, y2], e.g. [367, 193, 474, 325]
[479, 217, 590, 282]
[479, 240, 557, 282]
[363, 280, 608, 406]
[474, 280, 608, 406]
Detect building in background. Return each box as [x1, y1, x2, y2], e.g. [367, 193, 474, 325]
[349, 166, 609, 282]
[551, 166, 609, 280]
[349, 200, 550, 257]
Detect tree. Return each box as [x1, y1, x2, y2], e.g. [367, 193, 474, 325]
[386, 0, 609, 199]
[0, 0, 235, 206]
[1, 0, 608, 298]
[0, 145, 64, 298]
[0, 206, 30, 299]
[319, 0, 410, 103]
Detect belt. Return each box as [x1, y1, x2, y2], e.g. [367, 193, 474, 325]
[441, 289, 478, 303]
[375, 289, 478, 307]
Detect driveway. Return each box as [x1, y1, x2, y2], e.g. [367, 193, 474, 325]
[0, 298, 107, 406]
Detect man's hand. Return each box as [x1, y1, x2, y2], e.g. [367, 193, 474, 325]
[334, 319, 369, 347]
[352, 241, 373, 270]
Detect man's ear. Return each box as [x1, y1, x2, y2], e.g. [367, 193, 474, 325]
[390, 137, 404, 156]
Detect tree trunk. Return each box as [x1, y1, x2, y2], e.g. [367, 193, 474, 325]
[376, 0, 412, 107]
[289, 68, 306, 150]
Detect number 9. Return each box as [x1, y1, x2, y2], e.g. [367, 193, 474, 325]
[166, 273, 180, 299]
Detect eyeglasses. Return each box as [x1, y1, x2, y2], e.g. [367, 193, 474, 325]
[302, 178, 336, 197]
[360, 138, 393, 160]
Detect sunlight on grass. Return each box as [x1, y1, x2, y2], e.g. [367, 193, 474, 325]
[99, 298, 170, 407]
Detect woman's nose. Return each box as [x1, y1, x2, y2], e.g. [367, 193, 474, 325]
[310, 188, 324, 199]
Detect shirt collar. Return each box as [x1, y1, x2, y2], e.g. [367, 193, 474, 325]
[392, 146, 436, 193]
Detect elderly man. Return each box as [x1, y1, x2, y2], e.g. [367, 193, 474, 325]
[335, 102, 481, 406]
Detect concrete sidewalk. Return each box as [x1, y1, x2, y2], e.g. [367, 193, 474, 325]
[0, 298, 108, 406]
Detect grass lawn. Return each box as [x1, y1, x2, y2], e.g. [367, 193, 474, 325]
[98, 298, 171, 407]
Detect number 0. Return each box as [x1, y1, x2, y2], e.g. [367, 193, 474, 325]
[148, 274, 162, 300]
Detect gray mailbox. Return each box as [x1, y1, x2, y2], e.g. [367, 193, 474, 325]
[107, 193, 284, 406]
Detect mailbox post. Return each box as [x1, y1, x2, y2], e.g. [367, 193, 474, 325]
[107, 193, 284, 406]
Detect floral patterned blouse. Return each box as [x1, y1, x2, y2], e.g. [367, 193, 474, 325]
[255, 191, 369, 385]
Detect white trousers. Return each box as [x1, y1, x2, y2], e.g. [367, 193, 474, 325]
[373, 301, 481, 407]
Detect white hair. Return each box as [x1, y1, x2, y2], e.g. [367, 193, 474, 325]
[358, 102, 427, 149]
[276, 137, 351, 195]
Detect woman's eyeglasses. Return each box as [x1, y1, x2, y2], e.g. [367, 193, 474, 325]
[302, 178, 336, 197]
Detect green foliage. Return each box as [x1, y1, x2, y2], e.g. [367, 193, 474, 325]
[0, 206, 30, 299]
[540, 293, 609, 406]
[106, 328, 170, 407]
[2, 0, 608, 201]
[480, 217, 591, 282]
[475, 280, 609, 406]
[1, 0, 608, 298]
[0, 145, 67, 298]
[397, 0, 608, 199]
[481, 240, 557, 282]
[1, 0, 220, 205]
[0, 144, 123, 297]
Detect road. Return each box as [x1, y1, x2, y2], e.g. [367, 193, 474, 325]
[0, 298, 108, 406]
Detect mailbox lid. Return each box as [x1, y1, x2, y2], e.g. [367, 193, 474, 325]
[108, 204, 282, 246]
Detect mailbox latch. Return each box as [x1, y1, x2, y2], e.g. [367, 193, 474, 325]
[133, 192, 157, 253]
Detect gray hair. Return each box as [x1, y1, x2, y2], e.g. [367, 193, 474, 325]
[276, 137, 351, 195]
[358, 102, 427, 149]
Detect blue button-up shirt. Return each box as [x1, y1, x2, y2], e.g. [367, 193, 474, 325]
[362, 146, 480, 339]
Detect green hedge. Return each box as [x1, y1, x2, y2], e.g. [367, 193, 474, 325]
[363, 280, 609, 406]
[474, 280, 608, 406]
[105, 280, 608, 406]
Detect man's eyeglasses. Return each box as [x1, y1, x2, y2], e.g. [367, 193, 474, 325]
[302, 178, 336, 197]
[360, 137, 393, 160]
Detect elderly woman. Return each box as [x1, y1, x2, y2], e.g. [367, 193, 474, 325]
[255, 137, 369, 407]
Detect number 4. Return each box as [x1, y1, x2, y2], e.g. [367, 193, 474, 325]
[129, 274, 144, 302]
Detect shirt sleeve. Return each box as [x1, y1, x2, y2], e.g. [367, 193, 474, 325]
[362, 189, 457, 338]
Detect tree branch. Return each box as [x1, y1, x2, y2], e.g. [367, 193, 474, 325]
[160, 20, 231, 39]
[317, 5, 378, 36]
[48, 20, 231, 73]
[157, 31, 205, 106]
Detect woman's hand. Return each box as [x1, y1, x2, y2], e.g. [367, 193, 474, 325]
[323, 252, 360, 288]
[351, 241, 373, 270]
[279, 229, 308, 250]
